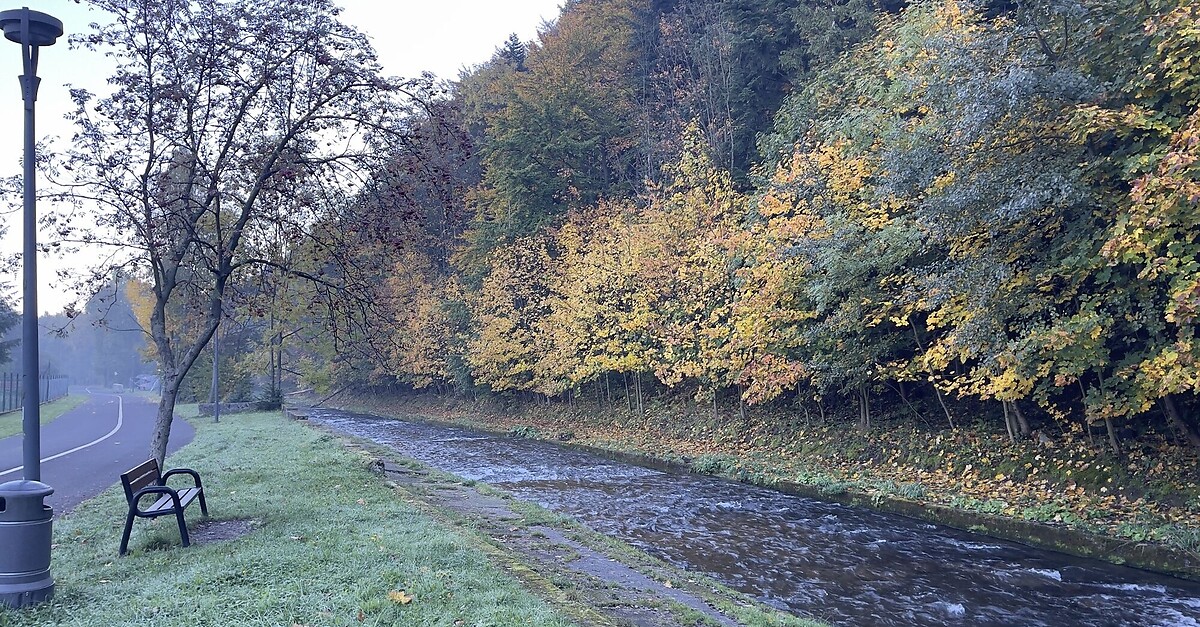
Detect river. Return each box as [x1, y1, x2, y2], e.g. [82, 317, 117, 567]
[308, 407, 1200, 626]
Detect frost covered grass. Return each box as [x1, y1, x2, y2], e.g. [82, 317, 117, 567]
[0, 408, 573, 627]
[0, 394, 88, 440]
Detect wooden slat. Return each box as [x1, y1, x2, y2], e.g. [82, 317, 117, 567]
[121, 459, 161, 494]
[144, 488, 199, 514]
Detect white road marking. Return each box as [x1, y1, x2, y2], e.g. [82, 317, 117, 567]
[0, 393, 124, 477]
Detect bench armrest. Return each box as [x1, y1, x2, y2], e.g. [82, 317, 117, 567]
[130, 485, 183, 515]
[161, 468, 203, 490]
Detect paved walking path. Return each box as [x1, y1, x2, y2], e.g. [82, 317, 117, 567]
[0, 392, 194, 514]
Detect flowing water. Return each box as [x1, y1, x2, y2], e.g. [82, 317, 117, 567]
[309, 408, 1200, 626]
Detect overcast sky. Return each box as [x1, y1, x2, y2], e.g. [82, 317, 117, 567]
[0, 0, 563, 315]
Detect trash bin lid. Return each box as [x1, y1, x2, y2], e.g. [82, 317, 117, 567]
[0, 480, 53, 499]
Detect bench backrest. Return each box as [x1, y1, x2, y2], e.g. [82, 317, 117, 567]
[120, 459, 162, 502]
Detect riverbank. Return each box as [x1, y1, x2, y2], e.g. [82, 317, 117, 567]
[331, 392, 1200, 581]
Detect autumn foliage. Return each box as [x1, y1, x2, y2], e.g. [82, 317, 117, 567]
[321, 0, 1193, 458]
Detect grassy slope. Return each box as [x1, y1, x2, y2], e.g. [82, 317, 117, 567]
[0, 408, 573, 627]
[0, 395, 89, 440]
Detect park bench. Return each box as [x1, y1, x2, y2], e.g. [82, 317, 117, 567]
[118, 458, 209, 556]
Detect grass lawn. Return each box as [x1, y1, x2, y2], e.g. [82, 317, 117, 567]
[0, 409, 575, 627]
[0, 395, 89, 440]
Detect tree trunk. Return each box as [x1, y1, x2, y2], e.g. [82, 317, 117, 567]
[273, 329, 284, 401]
[1104, 416, 1121, 455]
[910, 319, 954, 428]
[150, 377, 181, 467]
[210, 322, 221, 424]
[1011, 400, 1030, 437]
[738, 385, 746, 422]
[1079, 381, 1095, 446]
[635, 372, 644, 416]
[268, 303, 279, 401]
[624, 373, 632, 412]
[888, 381, 926, 424]
[932, 383, 955, 430]
[1003, 401, 1015, 442]
[1162, 395, 1200, 451]
[858, 383, 870, 432]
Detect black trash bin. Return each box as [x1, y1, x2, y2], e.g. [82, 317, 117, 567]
[0, 480, 54, 608]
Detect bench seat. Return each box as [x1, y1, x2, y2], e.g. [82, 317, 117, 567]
[143, 487, 203, 515]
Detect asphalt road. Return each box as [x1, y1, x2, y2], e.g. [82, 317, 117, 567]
[0, 392, 194, 514]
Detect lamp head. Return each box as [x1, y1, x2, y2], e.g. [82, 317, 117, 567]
[0, 8, 63, 47]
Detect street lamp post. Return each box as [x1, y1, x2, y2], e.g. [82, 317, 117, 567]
[0, 6, 62, 609]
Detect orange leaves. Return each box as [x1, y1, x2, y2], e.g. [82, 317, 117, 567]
[388, 590, 414, 605]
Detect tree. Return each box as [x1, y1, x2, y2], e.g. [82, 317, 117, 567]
[497, 33, 529, 71]
[0, 298, 15, 366]
[1066, 0, 1200, 449]
[57, 0, 416, 465]
[466, 234, 555, 393]
[647, 0, 894, 182]
[0, 224, 20, 365]
[459, 0, 642, 260]
[383, 249, 456, 390]
[538, 202, 660, 407]
[639, 128, 747, 412]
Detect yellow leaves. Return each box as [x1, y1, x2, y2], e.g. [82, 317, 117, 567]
[1068, 104, 1172, 144]
[757, 191, 795, 219]
[934, 0, 966, 28]
[929, 170, 956, 192]
[1148, 4, 1200, 101]
[817, 141, 874, 209]
[983, 368, 1036, 400]
[388, 590, 414, 605]
[945, 230, 991, 259]
[927, 0, 987, 38]
[1167, 275, 1200, 325]
[125, 279, 155, 332]
[1132, 341, 1200, 395]
[767, 138, 902, 235]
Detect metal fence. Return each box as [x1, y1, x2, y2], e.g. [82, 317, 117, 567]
[0, 373, 70, 414]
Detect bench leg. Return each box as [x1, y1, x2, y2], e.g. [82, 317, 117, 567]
[119, 509, 136, 556]
[175, 509, 190, 548]
[198, 490, 209, 517]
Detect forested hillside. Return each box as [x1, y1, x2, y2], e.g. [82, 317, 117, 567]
[285, 0, 1200, 459]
